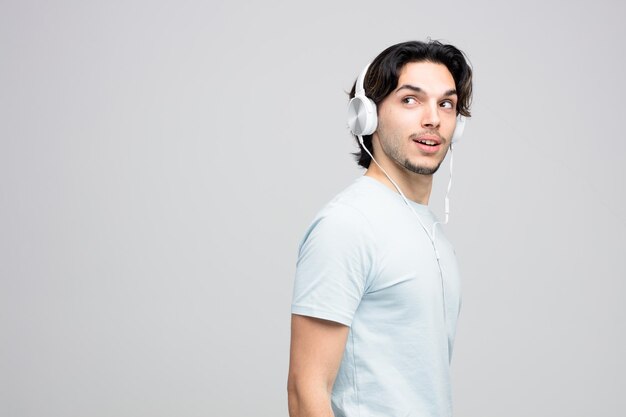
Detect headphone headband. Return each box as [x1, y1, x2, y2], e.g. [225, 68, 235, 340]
[355, 63, 370, 97]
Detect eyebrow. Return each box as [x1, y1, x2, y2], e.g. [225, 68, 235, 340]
[395, 84, 457, 98]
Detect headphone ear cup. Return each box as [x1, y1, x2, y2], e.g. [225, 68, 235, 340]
[450, 115, 466, 144]
[347, 95, 378, 136]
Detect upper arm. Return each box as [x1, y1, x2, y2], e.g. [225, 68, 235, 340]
[292, 205, 376, 327]
[288, 314, 350, 394]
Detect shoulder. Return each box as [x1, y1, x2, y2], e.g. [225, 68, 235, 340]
[299, 200, 374, 251]
[300, 179, 378, 243]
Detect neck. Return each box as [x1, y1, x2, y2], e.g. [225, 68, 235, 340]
[364, 159, 433, 205]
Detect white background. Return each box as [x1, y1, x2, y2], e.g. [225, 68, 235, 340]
[2, 0, 625, 416]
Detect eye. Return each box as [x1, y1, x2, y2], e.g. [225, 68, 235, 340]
[402, 96, 418, 105]
[441, 100, 455, 109]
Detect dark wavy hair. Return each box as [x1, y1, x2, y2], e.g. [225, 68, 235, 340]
[349, 40, 473, 169]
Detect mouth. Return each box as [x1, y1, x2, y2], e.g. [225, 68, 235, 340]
[415, 138, 439, 146]
[412, 135, 443, 154]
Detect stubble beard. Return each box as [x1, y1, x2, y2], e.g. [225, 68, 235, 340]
[379, 133, 447, 176]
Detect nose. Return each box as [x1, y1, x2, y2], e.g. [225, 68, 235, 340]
[421, 102, 441, 130]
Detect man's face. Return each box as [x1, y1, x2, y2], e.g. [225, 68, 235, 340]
[373, 61, 458, 175]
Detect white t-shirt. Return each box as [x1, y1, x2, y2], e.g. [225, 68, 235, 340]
[292, 176, 462, 417]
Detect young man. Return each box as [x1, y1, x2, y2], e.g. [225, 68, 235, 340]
[288, 40, 473, 417]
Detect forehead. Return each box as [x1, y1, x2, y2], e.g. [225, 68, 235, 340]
[396, 61, 456, 93]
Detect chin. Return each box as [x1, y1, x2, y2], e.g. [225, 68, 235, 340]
[403, 157, 445, 175]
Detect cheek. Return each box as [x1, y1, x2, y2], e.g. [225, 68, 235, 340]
[444, 116, 457, 138]
[378, 108, 415, 132]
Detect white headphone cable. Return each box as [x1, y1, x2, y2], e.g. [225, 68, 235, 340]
[358, 135, 453, 351]
[358, 135, 439, 255]
[358, 136, 455, 259]
[432, 143, 454, 244]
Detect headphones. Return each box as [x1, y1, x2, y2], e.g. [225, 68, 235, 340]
[347, 63, 466, 144]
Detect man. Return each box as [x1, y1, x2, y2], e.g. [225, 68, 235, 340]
[288, 40, 473, 417]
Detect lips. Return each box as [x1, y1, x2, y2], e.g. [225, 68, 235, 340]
[413, 135, 441, 146]
[412, 135, 443, 154]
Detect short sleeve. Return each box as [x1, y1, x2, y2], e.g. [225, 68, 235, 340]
[291, 203, 376, 327]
